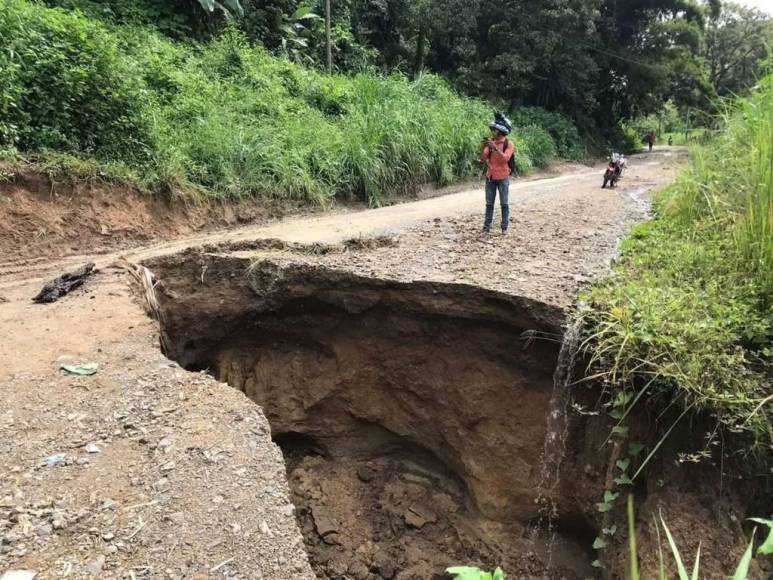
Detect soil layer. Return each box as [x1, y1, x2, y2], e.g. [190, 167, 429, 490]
[150, 257, 596, 578]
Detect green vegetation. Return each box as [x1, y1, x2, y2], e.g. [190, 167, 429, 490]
[1, 0, 582, 204]
[627, 495, 773, 579]
[446, 566, 505, 580]
[25, 1, 773, 154]
[581, 76, 772, 460]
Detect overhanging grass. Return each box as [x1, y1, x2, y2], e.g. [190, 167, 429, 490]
[580, 75, 772, 461]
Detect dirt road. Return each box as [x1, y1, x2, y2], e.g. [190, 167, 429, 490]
[0, 151, 679, 288]
[0, 150, 685, 579]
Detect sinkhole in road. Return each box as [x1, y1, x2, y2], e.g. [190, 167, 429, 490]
[150, 256, 597, 579]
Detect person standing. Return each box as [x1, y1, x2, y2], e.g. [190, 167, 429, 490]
[646, 131, 656, 152]
[481, 113, 515, 235]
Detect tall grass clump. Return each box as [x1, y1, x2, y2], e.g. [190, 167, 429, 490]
[626, 495, 772, 579]
[580, 75, 773, 462]
[1, 0, 569, 205]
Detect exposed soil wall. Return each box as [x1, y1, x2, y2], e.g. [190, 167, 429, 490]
[147, 251, 767, 579]
[154, 255, 567, 521]
[150, 254, 603, 577]
[0, 172, 297, 261]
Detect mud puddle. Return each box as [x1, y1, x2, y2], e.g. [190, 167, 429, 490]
[148, 255, 598, 579]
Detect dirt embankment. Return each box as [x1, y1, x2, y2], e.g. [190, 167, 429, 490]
[0, 160, 596, 267]
[0, 172, 298, 262]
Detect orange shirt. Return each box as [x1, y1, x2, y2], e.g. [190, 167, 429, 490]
[481, 137, 515, 180]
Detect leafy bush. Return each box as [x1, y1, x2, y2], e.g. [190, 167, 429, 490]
[43, 0, 199, 38]
[614, 123, 643, 153]
[42, 0, 227, 38]
[0, 0, 152, 159]
[514, 125, 557, 168]
[581, 76, 773, 461]
[509, 107, 584, 159]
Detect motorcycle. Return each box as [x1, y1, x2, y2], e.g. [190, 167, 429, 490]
[602, 153, 626, 188]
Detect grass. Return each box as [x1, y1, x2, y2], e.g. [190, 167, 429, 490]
[627, 495, 772, 579]
[580, 75, 773, 463]
[660, 128, 712, 147]
[0, 151, 143, 188]
[1, 0, 579, 206]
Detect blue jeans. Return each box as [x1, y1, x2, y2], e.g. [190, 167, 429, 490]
[484, 178, 510, 232]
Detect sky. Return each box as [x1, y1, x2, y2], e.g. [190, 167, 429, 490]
[739, 0, 773, 14]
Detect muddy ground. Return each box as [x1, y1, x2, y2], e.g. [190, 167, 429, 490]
[3, 149, 758, 580]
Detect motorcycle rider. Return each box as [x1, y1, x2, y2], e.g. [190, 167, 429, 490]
[602, 153, 626, 188]
[480, 113, 515, 235]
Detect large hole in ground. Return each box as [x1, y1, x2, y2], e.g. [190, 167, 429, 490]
[151, 257, 597, 579]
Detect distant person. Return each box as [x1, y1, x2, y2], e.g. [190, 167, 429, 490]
[480, 113, 515, 235]
[646, 131, 656, 152]
[668, 136, 673, 146]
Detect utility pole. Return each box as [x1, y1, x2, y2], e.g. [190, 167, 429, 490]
[325, 0, 332, 73]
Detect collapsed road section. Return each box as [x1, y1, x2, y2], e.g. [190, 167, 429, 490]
[148, 251, 598, 579]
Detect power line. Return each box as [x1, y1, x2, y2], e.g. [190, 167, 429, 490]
[576, 41, 669, 71]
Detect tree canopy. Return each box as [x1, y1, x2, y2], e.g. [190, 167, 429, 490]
[35, 0, 773, 133]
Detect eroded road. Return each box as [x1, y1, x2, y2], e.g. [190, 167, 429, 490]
[0, 150, 685, 579]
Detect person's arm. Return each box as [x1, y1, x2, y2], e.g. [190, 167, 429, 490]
[480, 142, 491, 163]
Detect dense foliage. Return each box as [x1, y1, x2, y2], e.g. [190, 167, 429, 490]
[0, 1, 152, 158]
[581, 76, 772, 460]
[706, 2, 773, 98]
[38, 0, 773, 138]
[3, 0, 769, 202]
[2, 0, 581, 204]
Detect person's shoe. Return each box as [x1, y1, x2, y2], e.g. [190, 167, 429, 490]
[501, 229, 508, 236]
[481, 228, 491, 236]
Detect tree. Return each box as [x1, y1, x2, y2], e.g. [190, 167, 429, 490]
[594, 0, 714, 121]
[323, 0, 332, 71]
[408, 0, 431, 78]
[705, 2, 773, 97]
[194, 0, 242, 18]
[467, 0, 602, 116]
[351, 0, 411, 70]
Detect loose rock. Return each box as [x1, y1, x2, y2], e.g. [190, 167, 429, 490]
[84, 555, 105, 576]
